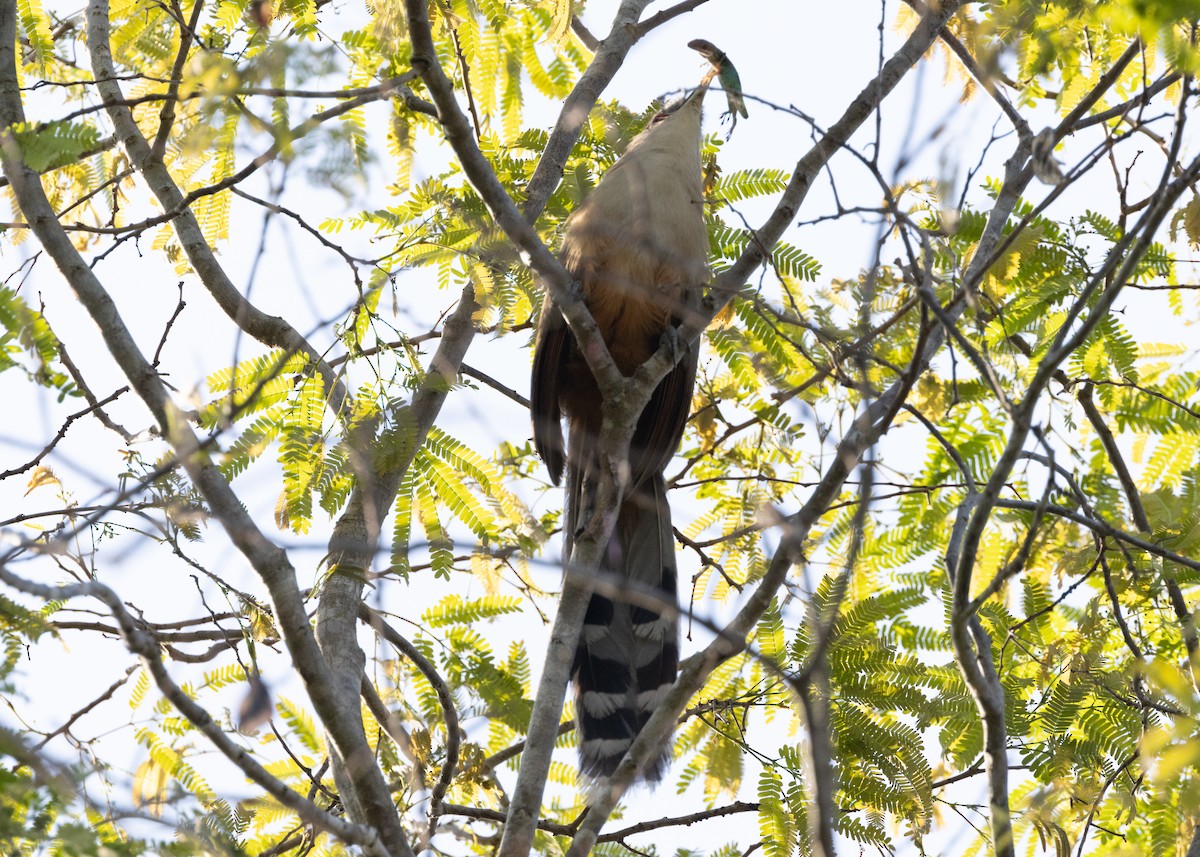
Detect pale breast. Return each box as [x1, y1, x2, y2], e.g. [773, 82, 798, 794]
[557, 102, 709, 375]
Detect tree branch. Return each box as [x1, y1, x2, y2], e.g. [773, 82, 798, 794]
[0, 12, 414, 850]
[358, 605, 460, 829]
[0, 564, 381, 851]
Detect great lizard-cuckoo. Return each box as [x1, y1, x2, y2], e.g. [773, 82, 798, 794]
[531, 76, 711, 783]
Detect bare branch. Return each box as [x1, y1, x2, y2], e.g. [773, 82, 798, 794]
[903, 0, 1030, 139]
[633, 0, 710, 36]
[0, 385, 128, 480]
[358, 605, 460, 830]
[32, 665, 137, 750]
[522, 0, 657, 221]
[150, 0, 204, 159]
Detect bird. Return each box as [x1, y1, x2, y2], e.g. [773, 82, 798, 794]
[530, 68, 711, 785]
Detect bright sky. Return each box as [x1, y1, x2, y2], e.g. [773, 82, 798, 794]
[3, 0, 1193, 854]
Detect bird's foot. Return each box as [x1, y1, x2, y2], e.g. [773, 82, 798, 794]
[720, 111, 737, 140]
[660, 325, 682, 363]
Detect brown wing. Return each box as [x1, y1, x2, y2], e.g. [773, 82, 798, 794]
[629, 329, 699, 488]
[531, 295, 568, 485]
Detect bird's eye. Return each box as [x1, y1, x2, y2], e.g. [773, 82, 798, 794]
[651, 112, 670, 125]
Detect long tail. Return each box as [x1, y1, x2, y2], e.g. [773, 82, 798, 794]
[569, 472, 679, 783]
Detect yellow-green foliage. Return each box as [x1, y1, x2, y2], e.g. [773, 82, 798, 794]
[9, 0, 1200, 855]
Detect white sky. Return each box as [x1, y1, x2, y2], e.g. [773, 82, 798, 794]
[3, 0, 1196, 854]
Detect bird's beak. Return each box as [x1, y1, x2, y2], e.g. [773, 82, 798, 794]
[675, 77, 710, 114]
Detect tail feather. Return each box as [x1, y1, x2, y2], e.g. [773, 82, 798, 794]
[572, 475, 679, 782]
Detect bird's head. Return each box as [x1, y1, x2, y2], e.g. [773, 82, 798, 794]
[606, 72, 710, 169]
[648, 78, 710, 127]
